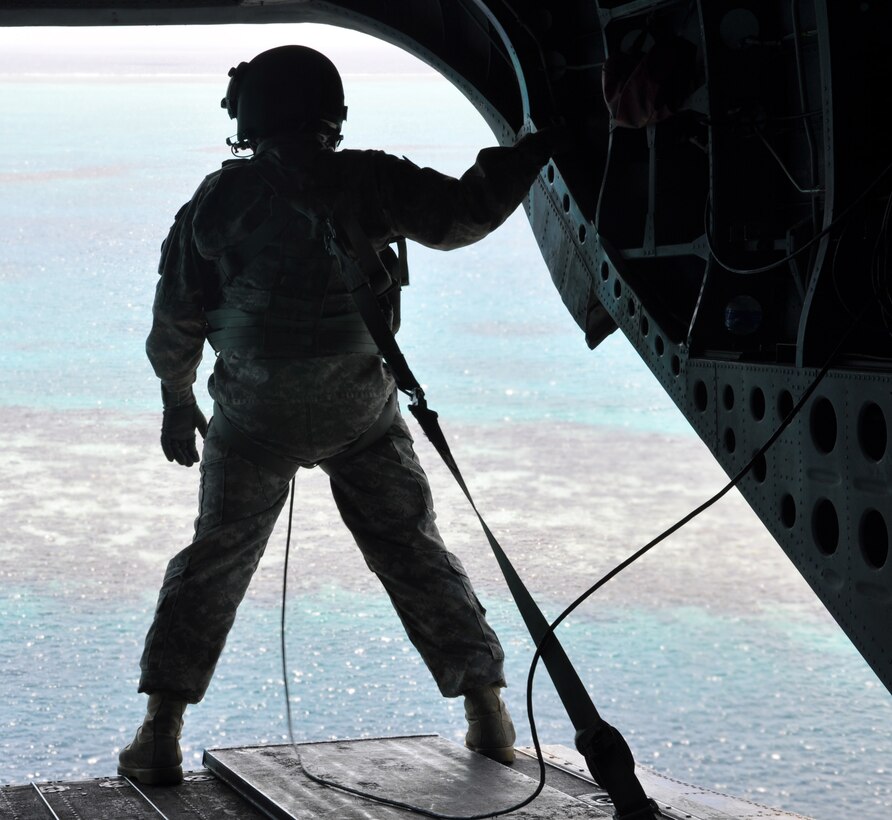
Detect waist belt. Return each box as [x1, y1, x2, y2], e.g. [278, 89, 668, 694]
[205, 307, 379, 356]
[211, 390, 398, 478]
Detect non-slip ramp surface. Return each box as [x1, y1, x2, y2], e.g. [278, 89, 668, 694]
[519, 746, 815, 820]
[204, 734, 613, 819]
[1, 772, 271, 819]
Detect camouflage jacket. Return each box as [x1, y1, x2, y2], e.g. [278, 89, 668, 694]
[146, 132, 552, 463]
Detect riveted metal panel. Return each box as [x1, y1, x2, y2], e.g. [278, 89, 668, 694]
[204, 736, 610, 819]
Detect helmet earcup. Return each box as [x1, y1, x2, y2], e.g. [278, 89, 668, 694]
[220, 61, 250, 119]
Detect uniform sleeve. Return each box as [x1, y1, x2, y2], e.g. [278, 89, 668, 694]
[145, 183, 215, 405]
[373, 130, 554, 251]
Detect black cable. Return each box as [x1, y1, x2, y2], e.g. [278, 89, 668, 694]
[704, 157, 892, 275]
[272, 189, 890, 820]
[829, 217, 865, 325]
[522, 304, 867, 759]
[281, 477, 297, 748]
[453, 0, 516, 74]
[752, 127, 822, 195]
[791, 0, 819, 194]
[278, 476, 547, 819]
[790, 0, 822, 278]
[276, 298, 861, 817]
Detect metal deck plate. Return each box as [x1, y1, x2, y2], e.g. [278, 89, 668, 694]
[1, 772, 272, 819]
[204, 735, 612, 819]
[521, 746, 814, 820]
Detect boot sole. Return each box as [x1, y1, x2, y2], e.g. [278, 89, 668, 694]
[117, 763, 184, 786]
[465, 743, 516, 764]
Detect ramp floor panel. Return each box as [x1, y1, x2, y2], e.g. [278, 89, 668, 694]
[520, 746, 814, 820]
[2, 737, 814, 819]
[1, 772, 270, 819]
[204, 734, 613, 819]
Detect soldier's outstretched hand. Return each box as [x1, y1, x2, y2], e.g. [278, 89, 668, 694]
[160, 403, 208, 467]
[518, 122, 574, 158]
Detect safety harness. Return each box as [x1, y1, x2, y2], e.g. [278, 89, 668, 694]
[206, 157, 404, 474]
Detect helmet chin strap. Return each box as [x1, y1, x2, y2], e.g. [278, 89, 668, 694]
[318, 119, 344, 149]
[317, 131, 344, 150]
[225, 124, 342, 157]
[226, 134, 253, 155]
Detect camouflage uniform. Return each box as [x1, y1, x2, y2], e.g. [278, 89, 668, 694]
[140, 134, 551, 703]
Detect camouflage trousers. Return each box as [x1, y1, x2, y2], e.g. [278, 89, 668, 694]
[138, 410, 506, 703]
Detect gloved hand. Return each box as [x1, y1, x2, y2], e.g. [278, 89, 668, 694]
[517, 122, 574, 161]
[160, 402, 208, 467]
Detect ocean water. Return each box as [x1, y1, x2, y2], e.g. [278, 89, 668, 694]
[0, 67, 890, 820]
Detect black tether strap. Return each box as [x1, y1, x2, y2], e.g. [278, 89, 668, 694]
[328, 213, 658, 820]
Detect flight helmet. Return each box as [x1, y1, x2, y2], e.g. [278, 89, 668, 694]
[221, 45, 348, 150]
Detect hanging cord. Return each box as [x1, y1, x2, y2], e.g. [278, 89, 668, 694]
[275, 305, 861, 818]
[274, 172, 880, 816]
[522, 303, 868, 772]
[278, 473, 546, 819]
[281, 476, 297, 749]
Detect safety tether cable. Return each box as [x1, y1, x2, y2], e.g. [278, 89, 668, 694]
[520, 303, 866, 765]
[279, 482, 548, 819]
[279, 299, 861, 818]
[275, 209, 868, 819]
[278, 214, 659, 819]
[278, 303, 858, 818]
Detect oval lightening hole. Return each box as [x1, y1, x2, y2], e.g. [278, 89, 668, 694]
[694, 380, 708, 412]
[724, 428, 737, 453]
[860, 509, 889, 570]
[778, 390, 794, 421]
[750, 387, 766, 421]
[813, 499, 839, 556]
[810, 397, 838, 454]
[752, 452, 767, 483]
[858, 401, 887, 462]
[723, 385, 735, 411]
[781, 494, 797, 529]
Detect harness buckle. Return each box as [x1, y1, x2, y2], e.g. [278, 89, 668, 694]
[408, 386, 427, 411]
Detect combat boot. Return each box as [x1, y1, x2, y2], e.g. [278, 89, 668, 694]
[118, 692, 187, 785]
[464, 685, 516, 764]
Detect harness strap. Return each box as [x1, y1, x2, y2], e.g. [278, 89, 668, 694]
[219, 197, 294, 281]
[205, 308, 379, 356]
[212, 402, 302, 479]
[206, 163, 399, 476]
[396, 237, 409, 287]
[328, 211, 658, 820]
[212, 391, 398, 479]
[318, 391, 398, 476]
[207, 328, 380, 356]
[327, 217, 420, 394]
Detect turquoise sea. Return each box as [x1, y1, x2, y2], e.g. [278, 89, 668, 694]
[0, 57, 890, 819]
